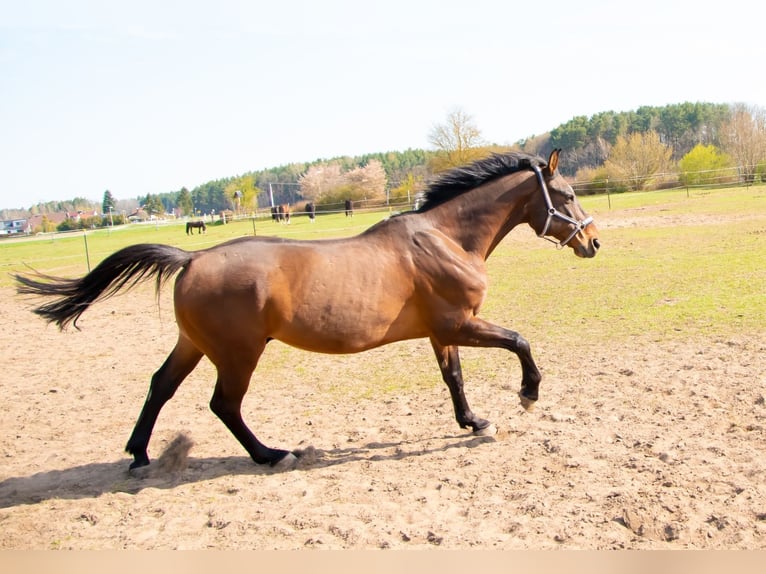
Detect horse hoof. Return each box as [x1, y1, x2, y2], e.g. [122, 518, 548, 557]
[128, 464, 151, 479]
[474, 423, 497, 437]
[518, 392, 537, 412]
[272, 452, 298, 471]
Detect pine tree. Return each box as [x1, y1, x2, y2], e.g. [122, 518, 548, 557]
[102, 190, 116, 214]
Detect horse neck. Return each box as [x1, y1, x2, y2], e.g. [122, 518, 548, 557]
[426, 170, 537, 259]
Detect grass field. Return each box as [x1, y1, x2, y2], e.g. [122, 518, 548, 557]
[0, 210, 388, 282]
[487, 185, 766, 341]
[3, 185, 765, 343]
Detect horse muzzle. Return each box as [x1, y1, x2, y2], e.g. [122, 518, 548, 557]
[572, 235, 601, 258]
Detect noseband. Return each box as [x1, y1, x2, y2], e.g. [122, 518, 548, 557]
[532, 165, 593, 248]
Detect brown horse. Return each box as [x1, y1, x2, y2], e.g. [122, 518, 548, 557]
[272, 204, 290, 224]
[16, 150, 599, 471]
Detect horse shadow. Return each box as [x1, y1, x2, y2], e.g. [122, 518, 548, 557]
[0, 432, 496, 509]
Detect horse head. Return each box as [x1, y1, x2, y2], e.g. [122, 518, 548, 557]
[527, 149, 600, 258]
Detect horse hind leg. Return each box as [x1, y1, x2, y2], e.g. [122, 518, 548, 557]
[209, 361, 296, 469]
[125, 337, 203, 470]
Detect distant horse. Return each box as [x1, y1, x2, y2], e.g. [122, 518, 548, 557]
[272, 204, 291, 224]
[344, 199, 353, 217]
[16, 150, 599, 471]
[306, 202, 316, 222]
[186, 220, 206, 235]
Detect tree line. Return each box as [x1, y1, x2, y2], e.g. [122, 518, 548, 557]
[181, 147, 434, 216]
[3, 101, 764, 226]
[549, 103, 766, 192]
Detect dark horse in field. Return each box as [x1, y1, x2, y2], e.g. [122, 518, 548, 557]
[344, 198, 353, 217]
[16, 150, 599, 471]
[185, 220, 206, 235]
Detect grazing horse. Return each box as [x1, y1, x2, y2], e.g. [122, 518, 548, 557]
[344, 199, 353, 217]
[185, 220, 206, 235]
[306, 202, 316, 222]
[16, 150, 599, 471]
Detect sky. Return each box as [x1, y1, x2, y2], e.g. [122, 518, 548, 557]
[1, 0, 763, 210]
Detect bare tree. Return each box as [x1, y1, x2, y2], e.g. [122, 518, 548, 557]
[604, 131, 673, 190]
[719, 103, 766, 183]
[428, 107, 486, 171]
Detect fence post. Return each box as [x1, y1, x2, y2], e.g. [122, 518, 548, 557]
[606, 178, 611, 209]
[83, 232, 91, 272]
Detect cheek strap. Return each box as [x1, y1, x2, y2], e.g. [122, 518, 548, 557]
[532, 165, 593, 248]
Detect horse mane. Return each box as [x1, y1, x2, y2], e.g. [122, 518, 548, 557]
[417, 152, 547, 212]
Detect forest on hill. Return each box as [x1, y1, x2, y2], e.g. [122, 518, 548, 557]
[550, 102, 732, 170]
[184, 101, 747, 214]
[4, 101, 764, 226]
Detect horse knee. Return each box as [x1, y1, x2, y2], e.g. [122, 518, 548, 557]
[511, 333, 530, 354]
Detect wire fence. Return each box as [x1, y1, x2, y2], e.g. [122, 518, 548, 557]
[0, 201, 413, 283]
[571, 164, 765, 195]
[2, 169, 764, 281]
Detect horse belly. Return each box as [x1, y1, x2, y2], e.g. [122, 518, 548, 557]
[273, 268, 422, 353]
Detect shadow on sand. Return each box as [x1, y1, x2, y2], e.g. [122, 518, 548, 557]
[0, 432, 497, 509]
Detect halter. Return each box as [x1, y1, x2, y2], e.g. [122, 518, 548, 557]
[532, 165, 593, 248]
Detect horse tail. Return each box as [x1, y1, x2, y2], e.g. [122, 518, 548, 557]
[16, 243, 193, 330]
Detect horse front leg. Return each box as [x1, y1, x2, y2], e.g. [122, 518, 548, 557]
[430, 339, 496, 436]
[449, 317, 542, 412]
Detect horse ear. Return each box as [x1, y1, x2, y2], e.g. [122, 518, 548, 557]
[546, 149, 560, 175]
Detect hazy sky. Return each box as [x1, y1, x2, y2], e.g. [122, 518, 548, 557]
[1, 0, 762, 209]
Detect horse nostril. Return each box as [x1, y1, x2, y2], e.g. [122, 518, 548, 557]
[592, 238, 601, 251]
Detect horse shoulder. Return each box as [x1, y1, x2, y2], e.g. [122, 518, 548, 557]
[410, 229, 487, 307]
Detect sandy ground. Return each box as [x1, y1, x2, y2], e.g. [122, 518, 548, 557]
[1, 223, 765, 549]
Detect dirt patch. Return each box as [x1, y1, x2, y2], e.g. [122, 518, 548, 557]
[2, 278, 765, 548]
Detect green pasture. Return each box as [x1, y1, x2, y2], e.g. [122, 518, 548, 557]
[486, 185, 766, 342]
[0, 209, 388, 282]
[3, 186, 765, 345]
[580, 182, 766, 217]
